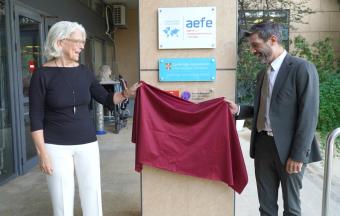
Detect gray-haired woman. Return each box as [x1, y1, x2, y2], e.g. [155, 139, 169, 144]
[29, 21, 140, 216]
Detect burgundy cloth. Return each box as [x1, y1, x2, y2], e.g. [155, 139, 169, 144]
[132, 82, 248, 193]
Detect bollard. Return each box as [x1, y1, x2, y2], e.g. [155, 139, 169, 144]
[95, 101, 106, 135]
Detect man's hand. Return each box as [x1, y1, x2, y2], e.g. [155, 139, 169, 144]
[225, 99, 239, 115]
[286, 158, 303, 174]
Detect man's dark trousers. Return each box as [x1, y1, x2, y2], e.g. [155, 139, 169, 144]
[254, 132, 306, 216]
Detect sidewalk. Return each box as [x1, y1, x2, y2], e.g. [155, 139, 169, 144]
[0, 122, 141, 216]
[235, 128, 340, 216]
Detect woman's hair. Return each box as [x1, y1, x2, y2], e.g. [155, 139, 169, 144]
[44, 21, 87, 60]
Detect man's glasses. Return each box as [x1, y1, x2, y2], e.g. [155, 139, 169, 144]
[64, 38, 86, 46]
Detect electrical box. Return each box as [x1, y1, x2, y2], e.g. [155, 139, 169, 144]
[112, 5, 126, 27]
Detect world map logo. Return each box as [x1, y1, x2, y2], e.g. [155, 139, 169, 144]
[163, 27, 180, 37]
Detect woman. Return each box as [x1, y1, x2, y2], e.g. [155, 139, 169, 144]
[29, 21, 140, 216]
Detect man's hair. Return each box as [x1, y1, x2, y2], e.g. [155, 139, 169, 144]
[244, 20, 282, 44]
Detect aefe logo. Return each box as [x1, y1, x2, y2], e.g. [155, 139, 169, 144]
[185, 17, 213, 28]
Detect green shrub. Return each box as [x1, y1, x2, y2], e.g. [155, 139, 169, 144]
[318, 75, 340, 154]
[291, 36, 339, 82]
[318, 76, 340, 132]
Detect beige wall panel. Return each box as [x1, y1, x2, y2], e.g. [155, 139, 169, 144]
[142, 166, 234, 216]
[302, 0, 321, 11]
[139, 1, 236, 214]
[291, 0, 340, 59]
[291, 16, 311, 33]
[321, 0, 339, 11]
[140, 70, 236, 101]
[309, 12, 330, 32]
[330, 12, 340, 31]
[139, 0, 237, 70]
[116, 9, 139, 85]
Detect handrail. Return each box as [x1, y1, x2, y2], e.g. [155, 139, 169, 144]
[322, 128, 340, 216]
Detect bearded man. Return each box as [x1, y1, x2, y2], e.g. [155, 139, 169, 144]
[226, 20, 321, 216]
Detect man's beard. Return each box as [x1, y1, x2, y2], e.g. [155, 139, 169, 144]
[256, 45, 272, 64]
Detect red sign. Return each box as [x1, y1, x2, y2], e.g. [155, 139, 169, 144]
[165, 90, 180, 97]
[28, 60, 36, 73]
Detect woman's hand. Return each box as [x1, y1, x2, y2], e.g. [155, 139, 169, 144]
[39, 153, 53, 175]
[31, 130, 53, 175]
[124, 82, 142, 98]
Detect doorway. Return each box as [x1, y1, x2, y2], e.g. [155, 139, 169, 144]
[0, 0, 15, 183]
[13, 5, 56, 173]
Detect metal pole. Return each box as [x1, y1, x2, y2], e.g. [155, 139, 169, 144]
[322, 128, 340, 216]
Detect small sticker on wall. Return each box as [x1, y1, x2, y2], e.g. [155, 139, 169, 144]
[191, 89, 214, 101]
[181, 91, 191, 101]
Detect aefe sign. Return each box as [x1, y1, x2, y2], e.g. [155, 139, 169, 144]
[158, 7, 216, 49]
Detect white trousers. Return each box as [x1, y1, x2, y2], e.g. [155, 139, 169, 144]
[45, 141, 103, 216]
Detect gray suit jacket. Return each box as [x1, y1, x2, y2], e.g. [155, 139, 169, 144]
[238, 54, 322, 164]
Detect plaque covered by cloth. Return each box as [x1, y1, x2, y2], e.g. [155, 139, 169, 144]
[132, 82, 248, 193]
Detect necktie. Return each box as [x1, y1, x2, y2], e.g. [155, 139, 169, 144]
[257, 67, 271, 132]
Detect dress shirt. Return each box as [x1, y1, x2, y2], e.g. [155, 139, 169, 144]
[263, 50, 287, 131]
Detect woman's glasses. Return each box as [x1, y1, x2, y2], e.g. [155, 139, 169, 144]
[64, 38, 86, 46]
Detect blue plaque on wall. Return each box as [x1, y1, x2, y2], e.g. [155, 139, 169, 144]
[159, 58, 216, 82]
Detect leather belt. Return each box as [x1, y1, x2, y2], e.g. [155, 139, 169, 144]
[260, 131, 274, 137]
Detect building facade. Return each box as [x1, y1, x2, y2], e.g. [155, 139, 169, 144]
[0, 0, 126, 184]
[1, 0, 339, 187]
[291, 0, 340, 57]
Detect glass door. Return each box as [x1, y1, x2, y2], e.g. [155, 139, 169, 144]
[14, 6, 43, 172]
[0, 0, 15, 183]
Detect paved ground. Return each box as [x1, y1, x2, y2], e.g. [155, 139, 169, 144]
[0, 122, 141, 216]
[0, 120, 339, 216]
[236, 127, 340, 216]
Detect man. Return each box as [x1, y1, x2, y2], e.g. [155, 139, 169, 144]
[227, 20, 321, 215]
